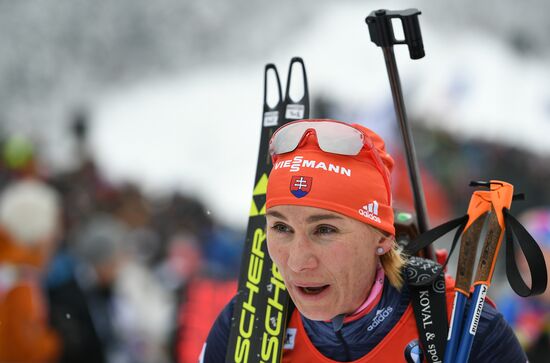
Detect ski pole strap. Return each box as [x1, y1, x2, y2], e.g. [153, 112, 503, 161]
[503, 208, 548, 297]
[404, 215, 468, 257]
[401, 215, 467, 287]
[405, 257, 448, 363]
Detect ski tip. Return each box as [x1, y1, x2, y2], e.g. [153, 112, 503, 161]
[263, 64, 282, 109]
[285, 57, 309, 100]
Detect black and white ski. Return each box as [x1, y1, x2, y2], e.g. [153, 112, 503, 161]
[225, 58, 309, 363]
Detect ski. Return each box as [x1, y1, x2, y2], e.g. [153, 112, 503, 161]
[226, 57, 309, 363]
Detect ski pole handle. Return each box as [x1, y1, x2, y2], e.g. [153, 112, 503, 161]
[366, 9, 425, 59]
[455, 191, 491, 295]
[445, 191, 491, 363]
[474, 182, 514, 285]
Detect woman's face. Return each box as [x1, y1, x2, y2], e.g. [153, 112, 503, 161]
[266, 205, 391, 321]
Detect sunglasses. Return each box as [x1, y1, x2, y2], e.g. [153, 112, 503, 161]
[269, 119, 376, 156]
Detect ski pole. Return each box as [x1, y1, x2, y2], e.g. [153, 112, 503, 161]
[366, 9, 434, 260]
[444, 190, 491, 363]
[455, 181, 514, 363]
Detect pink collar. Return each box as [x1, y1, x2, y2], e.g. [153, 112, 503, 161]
[345, 265, 385, 323]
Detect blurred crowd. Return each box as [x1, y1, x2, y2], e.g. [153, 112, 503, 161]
[1, 106, 550, 362]
[0, 114, 243, 363]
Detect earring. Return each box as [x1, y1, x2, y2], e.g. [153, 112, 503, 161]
[376, 247, 385, 255]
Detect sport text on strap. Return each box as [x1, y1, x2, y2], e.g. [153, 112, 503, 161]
[405, 257, 448, 363]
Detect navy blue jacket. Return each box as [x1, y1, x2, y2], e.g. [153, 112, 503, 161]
[202, 280, 526, 362]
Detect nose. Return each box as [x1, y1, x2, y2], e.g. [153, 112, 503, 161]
[287, 233, 318, 272]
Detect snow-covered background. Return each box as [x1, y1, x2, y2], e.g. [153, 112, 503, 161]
[2, 0, 550, 227]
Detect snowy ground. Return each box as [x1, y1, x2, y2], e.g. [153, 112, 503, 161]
[91, 1, 550, 227]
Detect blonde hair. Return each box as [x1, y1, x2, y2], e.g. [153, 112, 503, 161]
[366, 224, 406, 290]
[380, 239, 406, 290]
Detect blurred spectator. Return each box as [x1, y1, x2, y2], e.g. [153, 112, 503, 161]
[155, 232, 203, 293]
[51, 159, 120, 241]
[0, 134, 39, 186]
[0, 179, 61, 362]
[48, 214, 127, 363]
[201, 226, 244, 279]
[115, 243, 175, 363]
[114, 184, 151, 230]
[176, 278, 236, 363]
[412, 123, 550, 215]
[163, 196, 242, 363]
[152, 193, 213, 244]
[499, 208, 550, 363]
[114, 187, 176, 363]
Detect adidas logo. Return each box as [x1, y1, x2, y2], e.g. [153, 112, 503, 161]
[358, 200, 382, 224]
[367, 306, 393, 331]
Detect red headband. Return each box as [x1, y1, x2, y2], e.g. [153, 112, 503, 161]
[266, 120, 395, 235]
